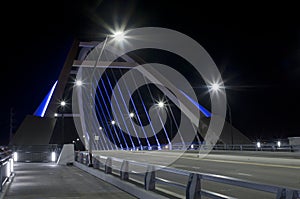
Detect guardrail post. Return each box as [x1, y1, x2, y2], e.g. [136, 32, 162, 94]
[186, 173, 201, 199]
[276, 188, 286, 199]
[286, 189, 298, 199]
[105, 157, 112, 174]
[144, 165, 155, 191]
[88, 152, 93, 167]
[93, 157, 99, 169]
[276, 188, 298, 199]
[85, 154, 89, 166]
[85, 154, 89, 165]
[120, 160, 129, 180]
[79, 153, 83, 163]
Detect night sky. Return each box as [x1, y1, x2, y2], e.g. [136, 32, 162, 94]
[1, 1, 299, 145]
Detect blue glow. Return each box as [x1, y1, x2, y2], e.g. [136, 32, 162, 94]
[179, 90, 211, 118]
[34, 81, 58, 117]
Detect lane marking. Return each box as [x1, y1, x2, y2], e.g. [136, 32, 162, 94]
[237, 173, 252, 177]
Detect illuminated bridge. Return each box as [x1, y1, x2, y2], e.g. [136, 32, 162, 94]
[11, 39, 250, 149]
[5, 38, 299, 199]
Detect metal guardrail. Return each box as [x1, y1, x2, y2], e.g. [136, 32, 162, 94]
[210, 144, 297, 152]
[182, 143, 296, 152]
[75, 151, 300, 199]
[105, 143, 300, 152]
[0, 152, 14, 192]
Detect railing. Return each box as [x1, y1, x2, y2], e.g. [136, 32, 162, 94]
[124, 143, 299, 152]
[75, 151, 300, 199]
[0, 151, 14, 192]
[195, 143, 295, 152]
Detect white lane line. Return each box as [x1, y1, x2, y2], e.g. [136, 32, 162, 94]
[237, 172, 252, 176]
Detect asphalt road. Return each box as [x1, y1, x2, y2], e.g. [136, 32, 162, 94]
[93, 150, 300, 198]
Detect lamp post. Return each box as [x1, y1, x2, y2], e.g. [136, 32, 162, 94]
[60, 101, 66, 144]
[157, 100, 173, 150]
[210, 83, 233, 146]
[87, 30, 126, 166]
[227, 103, 233, 146]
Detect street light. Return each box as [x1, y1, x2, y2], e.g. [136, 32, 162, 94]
[86, 30, 126, 166]
[209, 83, 233, 146]
[156, 100, 173, 149]
[112, 31, 126, 41]
[129, 112, 135, 118]
[157, 101, 165, 108]
[60, 101, 66, 107]
[257, 141, 261, 148]
[211, 83, 220, 91]
[60, 100, 66, 144]
[75, 79, 83, 86]
[277, 141, 281, 148]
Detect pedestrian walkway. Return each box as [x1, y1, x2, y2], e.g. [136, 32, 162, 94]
[3, 163, 137, 199]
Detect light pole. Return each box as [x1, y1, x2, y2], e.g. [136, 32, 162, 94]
[227, 103, 233, 146]
[60, 100, 66, 144]
[210, 83, 233, 146]
[87, 31, 126, 166]
[157, 100, 173, 150]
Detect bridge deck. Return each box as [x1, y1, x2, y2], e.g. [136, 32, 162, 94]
[4, 162, 136, 199]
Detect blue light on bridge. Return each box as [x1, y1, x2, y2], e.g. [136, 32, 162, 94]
[179, 90, 212, 118]
[34, 80, 58, 117]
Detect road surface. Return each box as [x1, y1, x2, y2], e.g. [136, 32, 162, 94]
[92, 150, 300, 198]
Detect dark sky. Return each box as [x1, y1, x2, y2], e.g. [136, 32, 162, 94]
[1, 1, 300, 145]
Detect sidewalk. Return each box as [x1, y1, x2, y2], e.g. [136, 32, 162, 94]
[3, 163, 136, 199]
